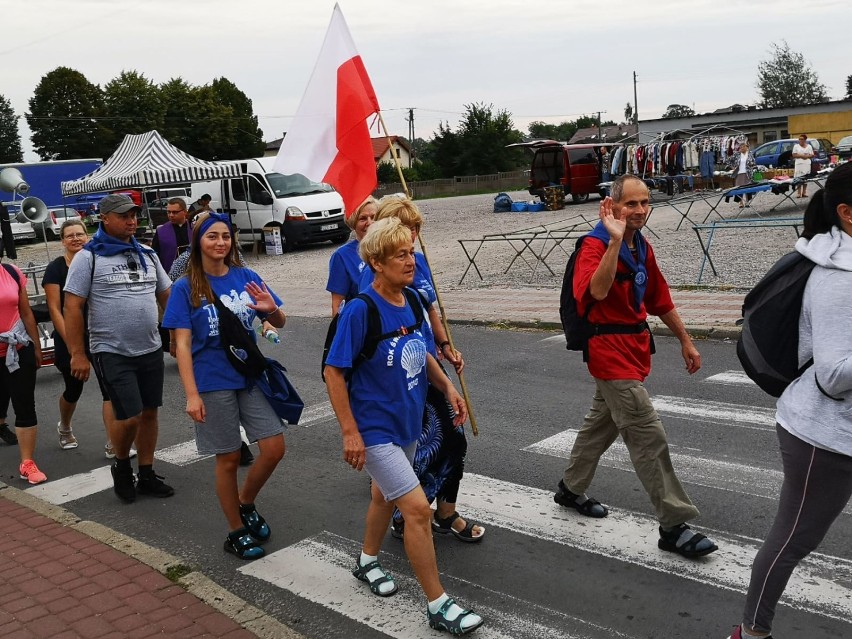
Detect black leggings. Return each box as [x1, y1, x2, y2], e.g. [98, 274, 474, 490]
[57, 365, 86, 404]
[0, 343, 38, 427]
[743, 424, 852, 633]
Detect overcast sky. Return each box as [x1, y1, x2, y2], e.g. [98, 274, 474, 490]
[3, 0, 851, 162]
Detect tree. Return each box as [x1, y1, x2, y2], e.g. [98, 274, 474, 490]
[661, 104, 695, 119]
[846, 75, 852, 99]
[0, 94, 23, 163]
[376, 161, 397, 183]
[756, 41, 828, 108]
[157, 79, 235, 159]
[102, 70, 165, 150]
[528, 120, 575, 141]
[624, 102, 634, 124]
[210, 77, 265, 159]
[422, 121, 463, 178]
[26, 67, 109, 160]
[454, 103, 525, 174]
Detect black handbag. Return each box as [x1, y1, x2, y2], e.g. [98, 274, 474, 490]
[212, 297, 267, 378]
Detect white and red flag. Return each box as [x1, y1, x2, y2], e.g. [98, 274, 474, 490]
[274, 4, 380, 217]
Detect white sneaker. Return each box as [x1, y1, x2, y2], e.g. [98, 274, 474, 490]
[104, 442, 137, 459]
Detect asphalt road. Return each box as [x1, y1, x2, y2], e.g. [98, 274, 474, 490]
[3, 321, 851, 639]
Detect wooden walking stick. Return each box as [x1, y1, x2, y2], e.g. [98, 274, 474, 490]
[377, 112, 479, 436]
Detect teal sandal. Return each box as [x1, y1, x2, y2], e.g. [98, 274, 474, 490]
[427, 597, 483, 635]
[352, 559, 398, 597]
[224, 528, 265, 560]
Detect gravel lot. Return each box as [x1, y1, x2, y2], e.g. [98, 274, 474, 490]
[8, 187, 807, 293]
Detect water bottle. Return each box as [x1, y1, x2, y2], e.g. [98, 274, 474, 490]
[256, 326, 280, 344]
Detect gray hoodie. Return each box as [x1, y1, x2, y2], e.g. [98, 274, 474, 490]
[776, 227, 852, 456]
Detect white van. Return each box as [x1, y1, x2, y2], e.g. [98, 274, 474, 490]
[192, 157, 349, 252]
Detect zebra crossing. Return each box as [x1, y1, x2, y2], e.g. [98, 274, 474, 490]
[24, 369, 852, 637]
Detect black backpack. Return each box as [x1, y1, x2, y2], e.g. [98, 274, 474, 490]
[321, 287, 427, 381]
[559, 236, 650, 358]
[737, 251, 817, 397]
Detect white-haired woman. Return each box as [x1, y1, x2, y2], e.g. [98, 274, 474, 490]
[325, 217, 483, 635]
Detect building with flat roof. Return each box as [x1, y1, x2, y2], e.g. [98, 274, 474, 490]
[638, 100, 852, 146]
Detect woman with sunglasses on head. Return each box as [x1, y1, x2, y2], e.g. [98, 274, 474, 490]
[163, 212, 286, 560]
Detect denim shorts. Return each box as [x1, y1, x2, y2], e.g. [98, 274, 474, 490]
[91, 349, 164, 420]
[194, 387, 285, 455]
[365, 441, 418, 502]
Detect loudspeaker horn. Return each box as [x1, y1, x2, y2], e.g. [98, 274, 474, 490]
[0, 168, 30, 195]
[17, 196, 48, 225]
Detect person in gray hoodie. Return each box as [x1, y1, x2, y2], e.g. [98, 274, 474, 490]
[727, 161, 852, 639]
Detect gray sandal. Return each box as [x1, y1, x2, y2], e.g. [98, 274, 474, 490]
[352, 559, 398, 597]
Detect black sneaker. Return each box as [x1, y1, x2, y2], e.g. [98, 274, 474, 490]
[0, 424, 17, 445]
[239, 442, 254, 467]
[137, 472, 175, 498]
[111, 462, 136, 503]
[239, 503, 270, 542]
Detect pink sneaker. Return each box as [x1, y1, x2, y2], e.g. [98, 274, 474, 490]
[19, 459, 47, 485]
[728, 625, 773, 639]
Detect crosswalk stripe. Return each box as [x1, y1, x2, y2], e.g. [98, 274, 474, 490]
[157, 400, 337, 467]
[524, 430, 852, 516]
[28, 402, 338, 502]
[458, 473, 852, 622]
[652, 395, 775, 429]
[26, 466, 113, 505]
[239, 531, 634, 639]
[705, 370, 756, 386]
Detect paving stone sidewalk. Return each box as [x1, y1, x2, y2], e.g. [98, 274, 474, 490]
[0, 486, 303, 639]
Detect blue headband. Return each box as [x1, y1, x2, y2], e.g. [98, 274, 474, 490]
[196, 212, 232, 238]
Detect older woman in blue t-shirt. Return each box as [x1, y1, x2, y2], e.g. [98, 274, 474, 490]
[326, 196, 377, 315]
[325, 218, 483, 635]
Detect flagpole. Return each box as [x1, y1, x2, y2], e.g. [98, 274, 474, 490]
[377, 112, 479, 437]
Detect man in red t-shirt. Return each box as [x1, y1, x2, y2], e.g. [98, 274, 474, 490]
[554, 175, 718, 559]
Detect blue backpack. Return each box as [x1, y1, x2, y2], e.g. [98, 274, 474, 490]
[493, 192, 513, 212]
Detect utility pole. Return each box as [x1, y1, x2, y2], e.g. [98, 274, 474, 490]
[406, 108, 415, 168]
[633, 71, 639, 127]
[597, 111, 602, 140]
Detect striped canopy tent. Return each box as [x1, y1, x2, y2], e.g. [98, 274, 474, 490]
[61, 130, 241, 195]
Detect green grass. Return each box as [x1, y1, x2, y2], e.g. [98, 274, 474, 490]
[165, 563, 193, 582]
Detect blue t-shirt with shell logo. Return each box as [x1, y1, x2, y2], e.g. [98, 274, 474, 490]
[326, 286, 433, 447]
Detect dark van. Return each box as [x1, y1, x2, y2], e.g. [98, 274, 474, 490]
[513, 141, 610, 203]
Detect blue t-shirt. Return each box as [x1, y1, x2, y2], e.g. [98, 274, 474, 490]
[326, 287, 433, 447]
[162, 266, 283, 392]
[359, 252, 437, 307]
[326, 239, 366, 300]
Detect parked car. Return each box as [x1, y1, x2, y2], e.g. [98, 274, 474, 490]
[752, 138, 832, 169]
[514, 141, 608, 203]
[835, 135, 852, 160]
[2, 202, 37, 243]
[33, 206, 83, 240]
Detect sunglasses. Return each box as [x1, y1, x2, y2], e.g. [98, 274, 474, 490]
[126, 255, 140, 282]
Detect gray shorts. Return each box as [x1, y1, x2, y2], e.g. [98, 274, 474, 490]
[365, 442, 419, 502]
[195, 387, 285, 455]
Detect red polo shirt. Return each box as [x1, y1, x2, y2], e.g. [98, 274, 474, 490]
[573, 236, 674, 381]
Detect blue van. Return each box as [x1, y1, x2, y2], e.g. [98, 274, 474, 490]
[752, 138, 832, 170]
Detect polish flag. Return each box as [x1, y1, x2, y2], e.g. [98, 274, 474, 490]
[274, 4, 380, 217]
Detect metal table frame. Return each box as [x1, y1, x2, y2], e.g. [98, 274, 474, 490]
[692, 217, 804, 284]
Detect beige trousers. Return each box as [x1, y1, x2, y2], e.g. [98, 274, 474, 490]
[562, 378, 699, 528]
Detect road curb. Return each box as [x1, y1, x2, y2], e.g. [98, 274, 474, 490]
[447, 318, 741, 341]
[0, 481, 306, 639]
